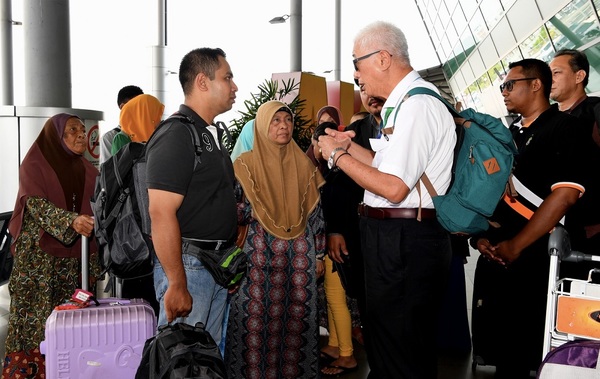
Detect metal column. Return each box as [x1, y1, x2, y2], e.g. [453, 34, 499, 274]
[0, 0, 14, 105]
[23, 0, 71, 107]
[290, 0, 302, 72]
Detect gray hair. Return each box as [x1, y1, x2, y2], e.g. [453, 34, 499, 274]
[354, 21, 410, 66]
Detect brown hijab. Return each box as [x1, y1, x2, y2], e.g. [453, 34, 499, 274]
[9, 114, 98, 257]
[316, 105, 343, 126]
[234, 101, 325, 240]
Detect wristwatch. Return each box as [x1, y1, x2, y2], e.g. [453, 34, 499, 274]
[327, 147, 346, 169]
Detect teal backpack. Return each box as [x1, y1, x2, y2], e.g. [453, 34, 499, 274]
[403, 87, 518, 235]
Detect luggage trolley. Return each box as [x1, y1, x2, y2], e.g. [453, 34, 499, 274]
[542, 226, 600, 358]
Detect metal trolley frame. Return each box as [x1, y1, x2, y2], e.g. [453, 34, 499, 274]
[542, 226, 600, 359]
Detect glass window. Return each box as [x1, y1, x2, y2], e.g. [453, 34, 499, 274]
[500, 0, 516, 10]
[479, 0, 504, 31]
[452, 6, 468, 36]
[415, 0, 427, 9]
[469, 80, 485, 110]
[596, 0, 600, 19]
[583, 44, 600, 93]
[519, 25, 554, 63]
[460, 28, 477, 60]
[461, 87, 477, 110]
[441, 34, 453, 63]
[462, 60, 476, 84]
[446, 21, 460, 48]
[444, 0, 459, 13]
[427, 5, 437, 28]
[421, 4, 435, 37]
[460, 0, 478, 21]
[438, 1, 451, 30]
[488, 61, 507, 86]
[437, 40, 449, 62]
[500, 47, 524, 70]
[470, 9, 488, 43]
[434, 14, 445, 40]
[443, 60, 454, 78]
[546, 0, 600, 51]
[453, 40, 467, 68]
[477, 74, 492, 94]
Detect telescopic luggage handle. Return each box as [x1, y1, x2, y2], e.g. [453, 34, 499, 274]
[82, 235, 89, 292]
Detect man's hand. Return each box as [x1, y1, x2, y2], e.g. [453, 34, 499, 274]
[494, 239, 522, 265]
[327, 234, 348, 263]
[163, 282, 193, 323]
[475, 238, 505, 265]
[317, 129, 355, 159]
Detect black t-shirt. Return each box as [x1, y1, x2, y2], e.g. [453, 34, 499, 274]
[320, 116, 376, 242]
[345, 114, 379, 150]
[145, 105, 237, 241]
[487, 104, 587, 245]
[567, 96, 600, 227]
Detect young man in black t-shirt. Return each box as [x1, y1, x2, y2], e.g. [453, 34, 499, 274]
[145, 48, 238, 351]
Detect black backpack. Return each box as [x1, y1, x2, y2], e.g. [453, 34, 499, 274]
[91, 113, 201, 280]
[135, 322, 227, 379]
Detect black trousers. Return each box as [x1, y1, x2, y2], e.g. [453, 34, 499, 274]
[360, 216, 451, 379]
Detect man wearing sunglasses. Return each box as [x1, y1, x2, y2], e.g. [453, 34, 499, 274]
[318, 21, 455, 379]
[472, 58, 587, 378]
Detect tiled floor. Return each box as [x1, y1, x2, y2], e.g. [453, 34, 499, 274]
[327, 247, 500, 379]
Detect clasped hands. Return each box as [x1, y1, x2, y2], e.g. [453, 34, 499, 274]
[317, 128, 355, 160]
[476, 238, 521, 266]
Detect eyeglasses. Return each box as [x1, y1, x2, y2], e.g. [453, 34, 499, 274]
[353, 50, 381, 71]
[499, 77, 537, 93]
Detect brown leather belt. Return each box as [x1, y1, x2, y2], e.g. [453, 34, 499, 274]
[358, 203, 436, 220]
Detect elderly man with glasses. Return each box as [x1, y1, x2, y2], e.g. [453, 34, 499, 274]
[318, 21, 455, 379]
[470, 58, 588, 378]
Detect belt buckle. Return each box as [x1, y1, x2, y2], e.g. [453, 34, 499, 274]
[358, 203, 366, 217]
[373, 208, 386, 219]
[183, 241, 199, 254]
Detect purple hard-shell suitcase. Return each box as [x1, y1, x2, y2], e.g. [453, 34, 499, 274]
[40, 236, 157, 378]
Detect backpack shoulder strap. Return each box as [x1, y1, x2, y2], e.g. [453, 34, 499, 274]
[150, 112, 203, 169]
[215, 120, 233, 148]
[405, 87, 460, 118]
[400, 87, 460, 211]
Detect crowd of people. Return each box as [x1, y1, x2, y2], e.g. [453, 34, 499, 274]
[3, 18, 600, 379]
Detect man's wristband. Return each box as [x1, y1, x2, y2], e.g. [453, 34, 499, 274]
[334, 152, 351, 168]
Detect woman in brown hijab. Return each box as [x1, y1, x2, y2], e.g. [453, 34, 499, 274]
[3, 114, 100, 378]
[225, 101, 326, 379]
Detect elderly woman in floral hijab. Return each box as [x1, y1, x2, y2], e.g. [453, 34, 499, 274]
[225, 101, 326, 379]
[3, 114, 100, 378]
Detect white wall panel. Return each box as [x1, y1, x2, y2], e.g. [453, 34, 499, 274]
[490, 17, 516, 61]
[506, 0, 542, 43]
[479, 36, 499, 70]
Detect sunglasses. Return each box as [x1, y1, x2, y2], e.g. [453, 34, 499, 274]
[353, 50, 381, 71]
[499, 77, 537, 93]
